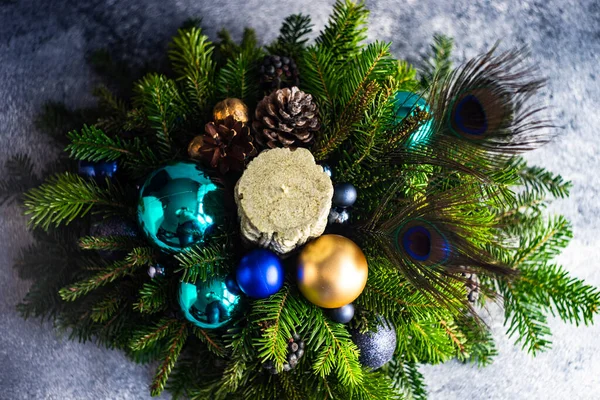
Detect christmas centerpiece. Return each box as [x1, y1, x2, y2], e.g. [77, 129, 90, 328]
[5, 1, 599, 398]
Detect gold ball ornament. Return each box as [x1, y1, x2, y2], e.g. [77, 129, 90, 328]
[213, 98, 249, 123]
[187, 135, 204, 159]
[297, 234, 368, 308]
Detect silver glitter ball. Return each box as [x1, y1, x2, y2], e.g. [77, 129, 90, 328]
[350, 318, 396, 369]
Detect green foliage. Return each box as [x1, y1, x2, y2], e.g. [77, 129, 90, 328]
[316, 0, 369, 62]
[134, 280, 169, 314]
[151, 321, 189, 396]
[169, 27, 216, 111]
[134, 73, 186, 158]
[267, 14, 313, 60]
[420, 34, 454, 88]
[216, 54, 261, 104]
[59, 247, 155, 301]
[78, 234, 144, 251]
[23, 173, 128, 230]
[175, 241, 234, 283]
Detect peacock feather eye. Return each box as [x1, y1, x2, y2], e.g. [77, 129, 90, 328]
[395, 219, 451, 266]
[453, 94, 488, 135]
[448, 87, 512, 140]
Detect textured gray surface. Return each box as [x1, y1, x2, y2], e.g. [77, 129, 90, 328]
[1, 0, 599, 399]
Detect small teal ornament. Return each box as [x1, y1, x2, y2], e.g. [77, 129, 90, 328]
[137, 161, 223, 252]
[393, 91, 433, 145]
[179, 278, 240, 329]
[236, 249, 284, 298]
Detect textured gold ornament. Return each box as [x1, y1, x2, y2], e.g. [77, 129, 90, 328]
[297, 234, 368, 308]
[187, 135, 205, 159]
[213, 98, 249, 123]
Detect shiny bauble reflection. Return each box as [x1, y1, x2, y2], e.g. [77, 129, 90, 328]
[137, 161, 223, 252]
[297, 234, 368, 308]
[179, 278, 240, 329]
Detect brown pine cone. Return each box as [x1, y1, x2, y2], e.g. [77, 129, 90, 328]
[196, 116, 257, 174]
[253, 86, 320, 149]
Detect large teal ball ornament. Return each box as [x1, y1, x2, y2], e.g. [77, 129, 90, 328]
[137, 161, 223, 252]
[393, 91, 433, 146]
[179, 278, 240, 329]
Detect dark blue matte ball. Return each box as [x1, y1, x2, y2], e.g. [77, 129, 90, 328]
[326, 303, 355, 324]
[225, 273, 242, 296]
[236, 249, 284, 298]
[333, 183, 357, 208]
[78, 160, 118, 179]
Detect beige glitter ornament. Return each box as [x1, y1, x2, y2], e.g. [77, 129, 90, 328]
[234, 147, 333, 255]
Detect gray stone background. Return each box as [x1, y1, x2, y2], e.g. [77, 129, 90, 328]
[1, 0, 599, 398]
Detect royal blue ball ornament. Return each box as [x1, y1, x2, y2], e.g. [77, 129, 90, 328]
[393, 91, 433, 146]
[137, 161, 224, 252]
[78, 160, 118, 180]
[179, 277, 240, 329]
[236, 249, 284, 298]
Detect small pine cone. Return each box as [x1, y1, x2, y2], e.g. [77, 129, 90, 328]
[196, 116, 257, 174]
[463, 272, 480, 303]
[253, 87, 320, 149]
[260, 55, 299, 90]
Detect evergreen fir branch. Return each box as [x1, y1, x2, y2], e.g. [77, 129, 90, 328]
[512, 157, 572, 199]
[454, 315, 498, 366]
[251, 284, 307, 368]
[316, 0, 369, 62]
[420, 34, 454, 88]
[191, 326, 225, 357]
[348, 370, 401, 400]
[90, 290, 122, 323]
[386, 358, 427, 400]
[130, 318, 182, 352]
[23, 173, 128, 230]
[134, 73, 186, 157]
[168, 27, 215, 111]
[151, 321, 189, 396]
[59, 247, 155, 301]
[93, 85, 129, 134]
[313, 42, 393, 159]
[308, 306, 363, 387]
[133, 280, 169, 314]
[301, 45, 338, 111]
[501, 280, 552, 354]
[78, 235, 144, 251]
[0, 154, 39, 206]
[175, 243, 232, 283]
[216, 54, 260, 103]
[512, 216, 572, 269]
[266, 14, 313, 59]
[65, 125, 141, 161]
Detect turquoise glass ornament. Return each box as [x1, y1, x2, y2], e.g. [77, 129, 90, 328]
[179, 278, 240, 329]
[393, 91, 433, 145]
[137, 161, 223, 252]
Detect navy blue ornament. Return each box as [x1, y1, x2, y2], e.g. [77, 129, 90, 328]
[179, 277, 240, 329]
[328, 207, 350, 225]
[351, 318, 396, 369]
[225, 273, 242, 296]
[78, 160, 118, 180]
[236, 249, 284, 298]
[332, 183, 357, 208]
[326, 303, 355, 324]
[137, 161, 224, 252]
[393, 91, 433, 146]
